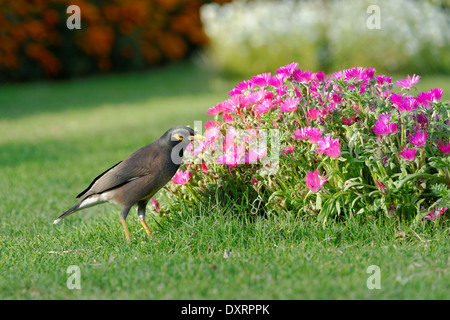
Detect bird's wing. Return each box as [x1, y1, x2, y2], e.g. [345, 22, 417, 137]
[76, 145, 160, 199]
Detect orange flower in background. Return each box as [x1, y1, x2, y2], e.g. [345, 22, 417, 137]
[82, 25, 114, 57]
[0, 0, 230, 81]
[25, 43, 61, 76]
[103, 4, 120, 22]
[158, 32, 188, 61]
[43, 9, 59, 25]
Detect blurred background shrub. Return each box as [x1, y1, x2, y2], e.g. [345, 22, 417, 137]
[0, 0, 229, 82]
[200, 0, 450, 76]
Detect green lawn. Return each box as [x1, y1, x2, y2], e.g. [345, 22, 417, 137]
[0, 63, 449, 300]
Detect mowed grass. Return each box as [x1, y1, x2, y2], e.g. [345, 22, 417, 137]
[0, 63, 449, 300]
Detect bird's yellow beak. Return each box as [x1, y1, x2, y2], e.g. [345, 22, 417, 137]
[188, 134, 205, 141]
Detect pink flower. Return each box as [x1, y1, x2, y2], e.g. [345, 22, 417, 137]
[429, 88, 443, 103]
[201, 162, 209, 173]
[394, 74, 420, 90]
[437, 139, 450, 154]
[389, 93, 403, 107]
[408, 130, 427, 147]
[204, 120, 219, 129]
[306, 108, 320, 120]
[365, 68, 376, 80]
[172, 169, 191, 185]
[206, 102, 224, 115]
[254, 99, 272, 114]
[292, 69, 312, 83]
[268, 74, 285, 88]
[417, 91, 432, 108]
[243, 90, 267, 106]
[399, 148, 417, 161]
[314, 71, 325, 82]
[276, 62, 299, 78]
[221, 112, 233, 123]
[251, 72, 271, 87]
[150, 198, 160, 212]
[276, 86, 287, 96]
[191, 139, 210, 156]
[204, 127, 220, 143]
[222, 95, 241, 113]
[424, 206, 447, 220]
[293, 127, 322, 144]
[217, 143, 245, 167]
[223, 126, 237, 151]
[281, 146, 295, 155]
[342, 115, 356, 126]
[415, 113, 429, 128]
[376, 75, 392, 86]
[397, 96, 418, 112]
[279, 97, 299, 112]
[375, 181, 389, 195]
[245, 147, 268, 163]
[229, 80, 253, 96]
[315, 134, 341, 158]
[343, 67, 368, 81]
[373, 113, 398, 136]
[304, 171, 328, 193]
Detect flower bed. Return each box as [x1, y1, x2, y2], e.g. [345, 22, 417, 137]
[167, 63, 450, 222]
[0, 0, 229, 81]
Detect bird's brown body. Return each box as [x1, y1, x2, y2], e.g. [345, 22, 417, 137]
[54, 126, 203, 240]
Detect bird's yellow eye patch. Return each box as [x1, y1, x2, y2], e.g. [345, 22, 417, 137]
[172, 133, 184, 141]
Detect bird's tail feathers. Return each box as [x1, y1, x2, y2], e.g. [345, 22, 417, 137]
[53, 194, 108, 225]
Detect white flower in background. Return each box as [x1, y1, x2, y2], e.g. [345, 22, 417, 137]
[200, 0, 450, 75]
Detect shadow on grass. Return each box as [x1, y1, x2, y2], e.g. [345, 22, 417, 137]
[0, 62, 221, 120]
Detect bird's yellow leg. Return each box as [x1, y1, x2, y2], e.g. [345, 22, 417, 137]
[139, 217, 153, 237]
[121, 218, 131, 241]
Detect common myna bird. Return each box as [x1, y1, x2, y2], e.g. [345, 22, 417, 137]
[53, 126, 204, 240]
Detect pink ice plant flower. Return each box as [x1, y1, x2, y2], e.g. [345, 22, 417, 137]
[191, 139, 211, 156]
[276, 62, 299, 78]
[292, 69, 312, 83]
[428, 88, 443, 103]
[204, 120, 219, 129]
[269, 73, 285, 88]
[376, 75, 392, 86]
[201, 162, 209, 173]
[375, 181, 389, 195]
[397, 96, 418, 112]
[399, 148, 417, 161]
[245, 147, 268, 164]
[150, 198, 160, 212]
[314, 71, 326, 82]
[372, 113, 398, 136]
[408, 130, 427, 147]
[221, 112, 233, 123]
[217, 143, 245, 167]
[206, 102, 224, 115]
[394, 74, 421, 90]
[279, 97, 299, 112]
[281, 146, 295, 155]
[293, 127, 322, 144]
[251, 72, 271, 87]
[315, 134, 341, 158]
[306, 108, 321, 120]
[424, 206, 448, 220]
[437, 139, 450, 154]
[254, 99, 273, 114]
[172, 169, 192, 185]
[304, 171, 328, 193]
[229, 80, 254, 96]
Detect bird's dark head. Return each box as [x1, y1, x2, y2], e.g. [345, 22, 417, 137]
[163, 126, 204, 144]
[158, 126, 205, 165]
